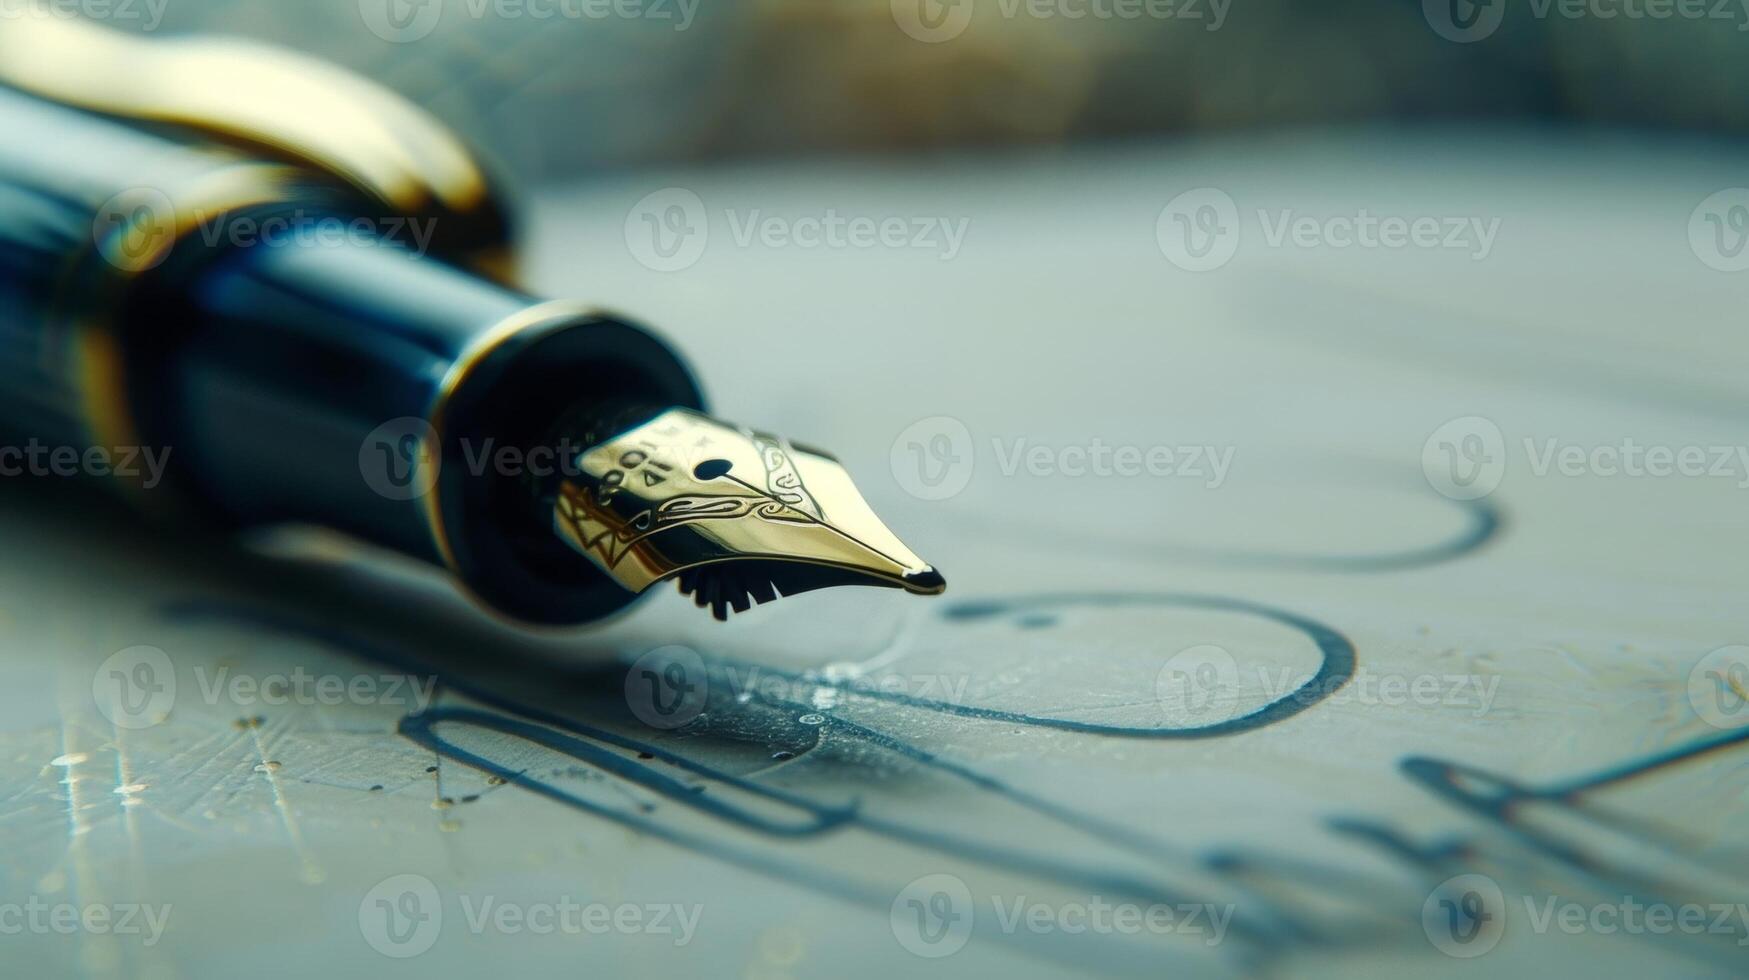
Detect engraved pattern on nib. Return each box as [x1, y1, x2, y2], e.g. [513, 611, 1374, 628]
[555, 408, 944, 619]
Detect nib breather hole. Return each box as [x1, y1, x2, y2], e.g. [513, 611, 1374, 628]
[693, 458, 733, 480]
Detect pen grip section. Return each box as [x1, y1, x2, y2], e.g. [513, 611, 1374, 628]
[153, 223, 529, 559]
[151, 231, 704, 624]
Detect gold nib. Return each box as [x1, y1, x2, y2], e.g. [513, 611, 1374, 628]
[553, 408, 945, 620]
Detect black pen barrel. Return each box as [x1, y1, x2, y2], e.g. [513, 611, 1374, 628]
[0, 86, 706, 624]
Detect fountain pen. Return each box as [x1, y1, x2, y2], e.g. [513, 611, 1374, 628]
[0, 18, 943, 624]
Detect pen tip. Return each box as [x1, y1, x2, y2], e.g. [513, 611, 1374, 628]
[553, 408, 945, 620]
[902, 566, 947, 595]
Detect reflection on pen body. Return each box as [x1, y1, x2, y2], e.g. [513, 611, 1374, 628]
[0, 17, 941, 625]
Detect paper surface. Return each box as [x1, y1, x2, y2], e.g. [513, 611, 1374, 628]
[1, 131, 1746, 978]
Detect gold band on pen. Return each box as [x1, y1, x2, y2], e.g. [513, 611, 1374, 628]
[420, 300, 620, 589]
[0, 14, 519, 281]
[71, 162, 301, 503]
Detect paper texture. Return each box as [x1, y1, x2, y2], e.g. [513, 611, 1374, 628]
[1, 133, 1745, 977]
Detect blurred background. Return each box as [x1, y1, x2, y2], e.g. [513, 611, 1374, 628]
[90, 0, 1749, 182]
